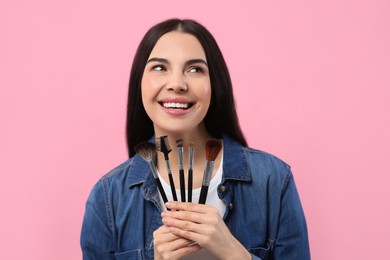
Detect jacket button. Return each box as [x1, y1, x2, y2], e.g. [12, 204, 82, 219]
[229, 203, 233, 210]
[220, 185, 226, 192]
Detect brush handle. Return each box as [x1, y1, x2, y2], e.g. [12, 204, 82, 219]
[165, 159, 178, 201]
[188, 169, 193, 203]
[198, 185, 209, 204]
[179, 169, 186, 202]
[155, 177, 168, 204]
[168, 173, 178, 201]
[199, 161, 213, 204]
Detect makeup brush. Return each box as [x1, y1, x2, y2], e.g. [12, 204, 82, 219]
[198, 139, 222, 204]
[134, 142, 169, 207]
[187, 141, 195, 203]
[176, 139, 186, 202]
[156, 136, 178, 201]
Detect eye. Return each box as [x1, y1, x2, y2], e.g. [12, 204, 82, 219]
[188, 66, 205, 73]
[151, 64, 166, 71]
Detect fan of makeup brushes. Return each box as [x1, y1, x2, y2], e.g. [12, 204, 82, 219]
[134, 137, 222, 205]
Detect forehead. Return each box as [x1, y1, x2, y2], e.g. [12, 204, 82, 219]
[149, 31, 206, 60]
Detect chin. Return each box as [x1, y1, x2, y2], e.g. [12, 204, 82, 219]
[154, 121, 205, 136]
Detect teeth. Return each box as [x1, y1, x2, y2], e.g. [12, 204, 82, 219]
[162, 102, 189, 109]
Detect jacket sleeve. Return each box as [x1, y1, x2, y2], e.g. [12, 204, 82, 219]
[80, 179, 116, 260]
[273, 171, 311, 260]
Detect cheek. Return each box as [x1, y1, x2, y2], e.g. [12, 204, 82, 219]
[141, 76, 155, 104]
[197, 82, 212, 104]
[141, 74, 163, 101]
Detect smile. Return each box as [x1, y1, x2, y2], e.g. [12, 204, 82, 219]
[159, 102, 194, 110]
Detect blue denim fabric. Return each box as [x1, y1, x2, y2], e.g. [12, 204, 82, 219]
[81, 135, 310, 259]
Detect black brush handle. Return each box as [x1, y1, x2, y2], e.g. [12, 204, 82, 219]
[198, 185, 209, 204]
[155, 177, 168, 204]
[168, 174, 178, 201]
[179, 169, 186, 202]
[188, 169, 193, 202]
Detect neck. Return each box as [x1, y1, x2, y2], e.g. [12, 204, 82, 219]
[154, 124, 220, 183]
[155, 123, 212, 159]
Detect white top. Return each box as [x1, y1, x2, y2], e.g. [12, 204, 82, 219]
[158, 153, 225, 215]
[157, 152, 225, 259]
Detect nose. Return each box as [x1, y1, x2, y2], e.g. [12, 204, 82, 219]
[166, 71, 187, 92]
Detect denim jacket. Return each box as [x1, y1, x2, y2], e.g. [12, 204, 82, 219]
[81, 135, 310, 259]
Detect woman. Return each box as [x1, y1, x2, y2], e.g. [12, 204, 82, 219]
[81, 18, 310, 260]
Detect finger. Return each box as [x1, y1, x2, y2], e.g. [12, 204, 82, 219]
[162, 207, 220, 225]
[169, 226, 209, 246]
[172, 243, 201, 258]
[155, 236, 195, 253]
[154, 225, 175, 236]
[154, 225, 183, 243]
[154, 225, 170, 233]
[158, 243, 201, 260]
[162, 217, 205, 234]
[162, 210, 202, 224]
[165, 201, 213, 213]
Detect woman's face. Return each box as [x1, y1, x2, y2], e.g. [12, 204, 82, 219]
[141, 31, 211, 136]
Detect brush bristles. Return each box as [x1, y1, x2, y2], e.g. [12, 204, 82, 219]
[163, 136, 172, 152]
[205, 139, 222, 161]
[176, 139, 184, 147]
[156, 136, 171, 154]
[134, 142, 156, 162]
[189, 141, 195, 147]
[160, 135, 172, 154]
[154, 137, 161, 151]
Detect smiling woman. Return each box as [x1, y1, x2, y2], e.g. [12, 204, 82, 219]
[80, 18, 310, 260]
[141, 31, 211, 137]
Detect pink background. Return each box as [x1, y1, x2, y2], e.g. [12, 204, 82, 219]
[1, 0, 389, 259]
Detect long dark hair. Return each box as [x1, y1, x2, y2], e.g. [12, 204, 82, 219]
[126, 18, 247, 157]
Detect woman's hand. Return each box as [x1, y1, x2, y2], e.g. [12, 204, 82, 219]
[161, 202, 251, 260]
[153, 224, 201, 260]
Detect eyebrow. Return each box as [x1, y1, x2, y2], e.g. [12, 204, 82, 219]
[146, 57, 208, 67]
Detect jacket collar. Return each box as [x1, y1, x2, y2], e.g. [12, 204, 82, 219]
[221, 134, 251, 182]
[127, 154, 151, 188]
[127, 134, 251, 189]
